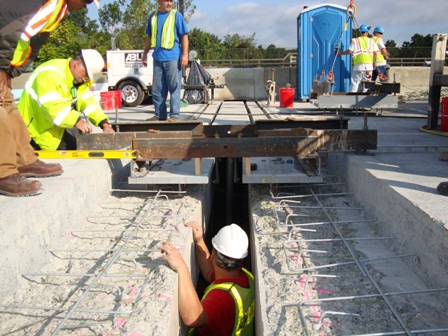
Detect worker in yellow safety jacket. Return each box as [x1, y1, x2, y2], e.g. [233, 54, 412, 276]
[337, 24, 380, 92]
[0, 0, 100, 197]
[371, 26, 389, 83]
[160, 221, 255, 336]
[18, 49, 114, 151]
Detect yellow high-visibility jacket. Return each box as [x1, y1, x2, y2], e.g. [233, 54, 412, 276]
[150, 9, 177, 49]
[372, 36, 385, 63]
[18, 58, 109, 150]
[352, 36, 376, 65]
[200, 268, 255, 336]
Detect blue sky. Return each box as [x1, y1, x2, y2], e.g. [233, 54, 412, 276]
[89, 0, 448, 48]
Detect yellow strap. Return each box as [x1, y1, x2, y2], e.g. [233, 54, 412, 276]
[35, 150, 137, 159]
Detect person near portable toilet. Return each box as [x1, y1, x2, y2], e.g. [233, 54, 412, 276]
[337, 24, 380, 92]
[371, 26, 390, 83]
[160, 221, 255, 336]
[18, 49, 115, 151]
[0, 0, 101, 197]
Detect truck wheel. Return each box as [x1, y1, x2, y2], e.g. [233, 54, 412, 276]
[118, 81, 144, 107]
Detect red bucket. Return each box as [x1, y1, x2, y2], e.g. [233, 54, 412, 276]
[441, 97, 448, 132]
[100, 90, 122, 110]
[279, 88, 295, 108]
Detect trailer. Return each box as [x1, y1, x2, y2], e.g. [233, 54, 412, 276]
[106, 50, 153, 107]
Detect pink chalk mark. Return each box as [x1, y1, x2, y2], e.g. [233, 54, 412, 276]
[128, 285, 137, 297]
[67, 229, 72, 242]
[116, 317, 127, 329]
[158, 293, 174, 301]
[303, 287, 320, 322]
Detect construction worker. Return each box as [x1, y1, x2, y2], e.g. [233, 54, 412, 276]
[371, 26, 390, 83]
[337, 24, 380, 92]
[142, 0, 189, 121]
[0, 0, 100, 197]
[18, 49, 114, 150]
[160, 221, 255, 336]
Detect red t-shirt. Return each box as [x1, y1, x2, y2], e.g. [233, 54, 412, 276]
[197, 270, 250, 336]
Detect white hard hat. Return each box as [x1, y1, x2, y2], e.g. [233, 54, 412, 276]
[212, 224, 248, 259]
[85, 0, 100, 9]
[81, 49, 104, 80]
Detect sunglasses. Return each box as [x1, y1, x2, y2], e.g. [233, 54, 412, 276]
[84, 0, 94, 4]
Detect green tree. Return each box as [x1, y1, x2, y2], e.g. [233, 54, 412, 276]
[99, 0, 196, 50]
[264, 44, 288, 59]
[400, 33, 433, 58]
[222, 33, 259, 60]
[188, 28, 223, 60]
[36, 10, 96, 65]
[385, 40, 398, 58]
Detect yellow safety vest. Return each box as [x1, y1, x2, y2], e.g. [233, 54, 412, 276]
[372, 36, 385, 63]
[198, 268, 255, 336]
[150, 9, 177, 50]
[352, 36, 375, 66]
[18, 58, 109, 150]
[11, 0, 68, 67]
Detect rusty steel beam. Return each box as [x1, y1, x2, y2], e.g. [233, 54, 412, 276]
[112, 121, 204, 135]
[77, 120, 376, 160]
[131, 130, 376, 160]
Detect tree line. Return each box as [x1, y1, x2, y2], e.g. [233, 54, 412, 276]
[35, 1, 437, 67]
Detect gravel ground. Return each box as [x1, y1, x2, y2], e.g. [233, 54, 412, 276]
[0, 187, 204, 336]
[250, 180, 448, 336]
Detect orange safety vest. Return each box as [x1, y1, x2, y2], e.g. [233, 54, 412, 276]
[11, 0, 68, 67]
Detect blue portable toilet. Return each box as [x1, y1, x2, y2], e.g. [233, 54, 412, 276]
[297, 4, 352, 100]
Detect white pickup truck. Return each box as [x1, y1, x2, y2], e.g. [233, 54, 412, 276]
[106, 50, 153, 107]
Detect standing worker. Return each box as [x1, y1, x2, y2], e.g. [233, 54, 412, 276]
[337, 24, 380, 92]
[160, 221, 255, 336]
[18, 50, 115, 151]
[142, 0, 189, 122]
[371, 26, 390, 83]
[0, 0, 100, 197]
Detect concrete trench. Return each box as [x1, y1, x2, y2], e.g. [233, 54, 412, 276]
[1, 103, 448, 335]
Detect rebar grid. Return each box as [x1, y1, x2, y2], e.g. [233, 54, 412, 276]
[262, 181, 448, 335]
[0, 189, 182, 335]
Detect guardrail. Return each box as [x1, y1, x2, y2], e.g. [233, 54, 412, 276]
[199, 54, 446, 68]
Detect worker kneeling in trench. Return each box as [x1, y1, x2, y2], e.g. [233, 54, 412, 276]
[160, 221, 255, 336]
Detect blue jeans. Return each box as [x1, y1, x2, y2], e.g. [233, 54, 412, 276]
[372, 65, 387, 82]
[152, 60, 182, 120]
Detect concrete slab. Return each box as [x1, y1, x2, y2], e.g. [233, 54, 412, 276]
[128, 158, 215, 184]
[317, 93, 399, 109]
[242, 157, 323, 184]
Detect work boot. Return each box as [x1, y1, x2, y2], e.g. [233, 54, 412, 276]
[0, 173, 43, 197]
[146, 116, 159, 121]
[437, 181, 448, 196]
[18, 160, 63, 177]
